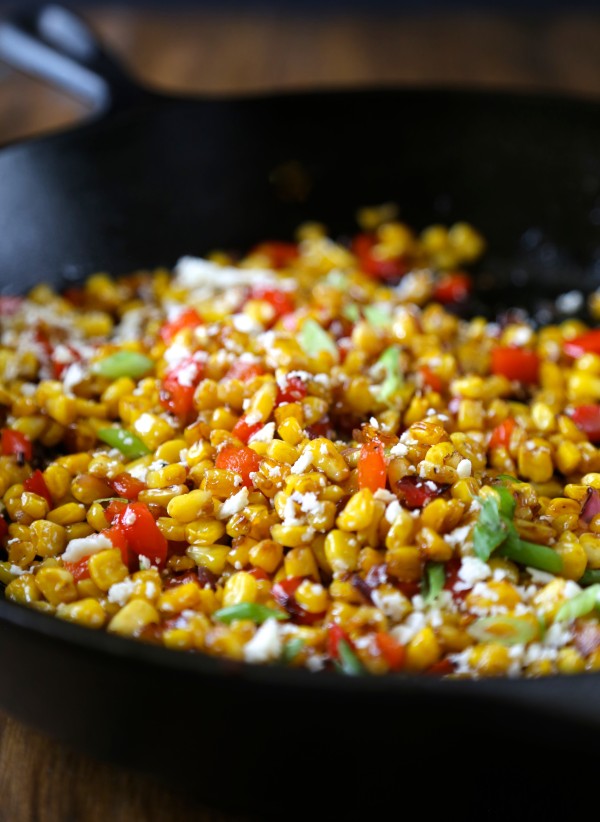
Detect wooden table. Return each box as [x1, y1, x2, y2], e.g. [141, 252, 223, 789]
[0, 6, 600, 820]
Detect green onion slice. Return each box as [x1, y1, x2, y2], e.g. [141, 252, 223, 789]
[281, 637, 305, 664]
[555, 584, 600, 623]
[468, 615, 538, 646]
[473, 495, 509, 561]
[298, 318, 338, 359]
[334, 639, 365, 676]
[97, 428, 151, 460]
[363, 304, 392, 328]
[93, 351, 154, 379]
[375, 345, 403, 404]
[213, 603, 289, 625]
[580, 569, 600, 587]
[422, 562, 445, 606]
[342, 303, 361, 324]
[499, 537, 563, 574]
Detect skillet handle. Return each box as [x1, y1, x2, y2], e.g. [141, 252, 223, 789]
[0, 4, 146, 111]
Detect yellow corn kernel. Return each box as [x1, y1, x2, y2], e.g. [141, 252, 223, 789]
[155, 516, 186, 543]
[47, 502, 87, 525]
[187, 544, 229, 575]
[323, 529, 360, 576]
[222, 571, 258, 607]
[167, 489, 213, 522]
[132, 413, 174, 449]
[269, 523, 310, 549]
[404, 626, 441, 672]
[245, 380, 277, 423]
[45, 395, 78, 426]
[5, 575, 41, 604]
[70, 474, 112, 505]
[88, 549, 129, 591]
[385, 547, 422, 582]
[20, 491, 49, 520]
[248, 539, 284, 573]
[555, 441, 581, 475]
[385, 509, 417, 550]
[146, 463, 187, 489]
[56, 598, 106, 628]
[42, 463, 72, 500]
[154, 438, 188, 463]
[277, 416, 304, 446]
[451, 477, 479, 503]
[108, 599, 160, 637]
[580, 533, 600, 569]
[65, 523, 95, 541]
[86, 502, 109, 533]
[447, 222, 485, 263]
[283, 546, 320, 580]
[7, 540, 36, 568]
[469, 643, 511, 676]
[201, 469, 241, 499]
[35, 567, 78, 606]
[29, 519, 67, 558]
[517, 439, 553, 483]
[158, 581, 201, 614]
[556, 647, 586, 674]
[294, 580, 330, 614]
[568, 372, 600, 403]
[554, 534, 587, 580]
[264, 440, 299, 465]
[418, 527, 453, 562]
[532, 578, 571, 621]
[308, 438, 349, 482]
[336, 489, 375, 532]
[185, 518, 226, 546]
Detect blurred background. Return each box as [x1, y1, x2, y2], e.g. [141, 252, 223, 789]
[0, 0, 599, 145]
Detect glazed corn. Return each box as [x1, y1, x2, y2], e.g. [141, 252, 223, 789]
[2, 214, 600, 679]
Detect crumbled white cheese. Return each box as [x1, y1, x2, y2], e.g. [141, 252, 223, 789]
[62, 532, 113, 563]
[62, 363, 86, 394]
[122, 508, 137, 526]
[444, 524, 472, 548]
[455, 556, 491, 591]
[248, 422, 275, 443]
[232, 313, 263, 334]
[384, 500, 402, 524]
[390, 611, 427, 645]
[373, 489, 397, 503]
[526, 567, 555, 585]
[134, 413, 155, 435]
[218, 487, 249, 519]
[456, 459, 472, 478]
[138, 555, 152, 570]
[372, 589, 408, 623]
[291, 449, 313, 474]
[174, 257, 278, 292]
[243, 618, 282, 664]
[107, 578, 136, 607]
[389, 442, 408, 457]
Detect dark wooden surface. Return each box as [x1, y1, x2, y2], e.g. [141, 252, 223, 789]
[1, 7, 600, 821]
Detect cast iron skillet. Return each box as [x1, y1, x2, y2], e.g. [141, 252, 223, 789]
[1, 4, 600, 815]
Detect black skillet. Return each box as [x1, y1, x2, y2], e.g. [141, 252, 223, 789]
[1, 4, 600, 817]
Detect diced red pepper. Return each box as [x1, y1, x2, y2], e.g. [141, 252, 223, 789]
[110, 502, 168, 568]
[491, 347, 540, 384]
[433, 272, 472, 304]
[160, 308, 202, 343]
[51, 344, 81, 379]
[1, 429, 32, 462]
[570, 405, 600, 443]
[215, 445, 261, 488]
[104, 523, 131, 567]
[250, 286, 295, 319]
[352, 233, 408, 281]
[443, 557, 469, 602]
[420, 366, 444, 393]
[63, 557, 91, 582]
[251, 241, 299, 269]
[0, 296, 23, 315]
[160, 355, 204, 417]
[23, 470, 52, 509]
[426, 658, 455, 676]
[564, 329, 600, 359]
[105, 499, 127, 524]
[374, 632, 406, 671]
[276, 375, 308, 405]
[272, 576, 324, 625]
[225, 361, 265, 382]
[397, 580, 421, 599]
[247, 567, 269, 581]
[327, 623, 355, 660]
[358, 440, 387, 493]
[394, 477, 446, 510]
[110, 472, 147, 501]
[489, 417, 517, 450]
[231, 415, 263, 444]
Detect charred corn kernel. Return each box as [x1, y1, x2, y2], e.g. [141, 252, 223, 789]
[158, 582, 201, 614]
[404, 626, 440, 672]
[154, 516, 185, 543]
[248, 539, 284, 573]
[469, 643, 511, 676]
[138, 485, 188, 506]
[35, 567, 78, 606]
[146, 463, 187, 489]
[324, 530, 359, 575]
[88, 549, 128, 591]
[167, 489, 213, 522]
[185, 518, 226, 546]
[29, 519, 67, 558]
[56, 598, 106, 628]
[70, 474, 112, 505]
[5, 575, 41, 604]
[336, 489, 375, 531]
[222, 571, 258, 607]
[284, 546, 320, 580]
[187, 544, 229, 575]
[385, 547, 422, 582]
[201, 469, 242, 498]
[47, 502, 87, 525]
[20, 491, 49, 520]
[308, 438, 349, 482]
[108, 599, 160, 637]
[581, 534, 600, 569]
[554, 534, 587, 580]
[295, 580, 329, 613]
[7, 540, 36, 568]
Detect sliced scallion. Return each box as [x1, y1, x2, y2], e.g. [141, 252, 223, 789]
[375, 345, 403, 404]
[422, 562, 445, 606]
[468, 615, 538, 646]
[213, 602, 289, 625]
[335, 639, 365, 676]
[499, 537, 563, 574]
[281, 637, 305, 664]
[93, 351, 154, 379]
[298, 318, 338, 359]
[97, 428, 151, 460]
[342, 303, 361, 324]
[363, 304, 391, 327]
[580, 569, 600, 587]
[555, 584, 600, 623]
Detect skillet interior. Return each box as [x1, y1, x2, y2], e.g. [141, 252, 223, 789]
[1, 6, 600, 813]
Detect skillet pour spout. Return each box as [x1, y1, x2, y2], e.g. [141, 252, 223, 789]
[0, 4, 600, 813]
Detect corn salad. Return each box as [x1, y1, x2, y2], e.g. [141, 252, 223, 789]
[3, 210, 600, 679]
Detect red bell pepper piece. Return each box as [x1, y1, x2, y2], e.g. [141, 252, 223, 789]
[225, 361, 265, 382]
[110, 472, 147, 501]
[1, 429, 32, 462]
[250, 286, 295, 319]
[276, 375, 308, 404]
[251, 241, 299, 269]
[23, 470, 53, 509]
[570, 405, 600, 443]
[327, 623, 355, 660]
[426, 658, 455, 676]
[271, 576, 324, 625]
[358, 440, 387, 493]
[110, 502, 168, 568]
[63, 557, 91, 582]
[215, 445, 261, 488]
[160, 355, 204, 417]
[395, 477, 446, 510]
[433, 272, 472, 304]
[231, 415, 263, 445]
[352, 233, 408, 281]
[491, 347, 540, 384]
[420, 366, 443, 393]
[374, 632, 406, 671]
[160, 308, 202, 343]
[564, 329, 600, 359]
[489, 417, 517, 450]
